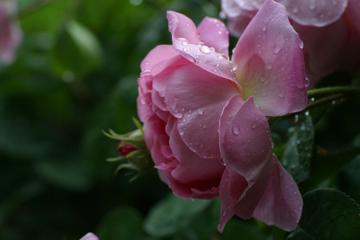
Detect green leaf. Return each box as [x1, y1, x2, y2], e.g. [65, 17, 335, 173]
[287, 228, 313, 240]
[97, 207, 145, 240]
[282, 113, 314, 183]
[289, 189, 360, 240]
[308, 146, 360, 187]
[340, 155, 360, 202]
[51, 20, 103, 76]
[144, 194, 211, 237]
[34, 158, 91, 191]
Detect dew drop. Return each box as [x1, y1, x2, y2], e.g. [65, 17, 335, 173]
[200, 45, 211, 54]
[309, 3, 316, 11]
[232, 127, 240, 136]
[273, 46, 281, 54]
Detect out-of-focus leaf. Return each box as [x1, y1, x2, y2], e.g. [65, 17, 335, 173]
[51, 20, 103, 77]
[35, 158, 91, 191]
[0, 103, 51, 159]
[287, 229, 313, 240]
[307, 146, 360, 187]
[145, 194, 210, 237]
[340, 155, 360, 202]
[97, 207, 145, 240]
[20, 0, 72, 37]
[220, 220, 266, 240]
[289, 189, 360, 240]
[282, 113, 314, 183]
[172, 200, 220, 240]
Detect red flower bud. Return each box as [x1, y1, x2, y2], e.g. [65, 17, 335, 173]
[118, 143, 137, 157]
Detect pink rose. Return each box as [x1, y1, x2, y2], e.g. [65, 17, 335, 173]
[80, 233, 99, 240]
[221, 0, 360, 83]
[138, 0, 306, 232]
[0, 0, 22, 64]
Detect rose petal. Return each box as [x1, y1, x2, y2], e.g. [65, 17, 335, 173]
[140, 45, 181, 77]
[234, 0, 264, 11]
[226, 11, 255, 37]
[218, 167, 248, 232]
[0, 4, 21, 63]
[218, 96, 273, 230]
[219, 96, 272, 180]
[169, 121, 224, 184]
[155, 63, 239, 159]
[167, 11, 236, 81]
[80, 233, 99, 240]
[197, 17, 229, 56]
[346, 0, 360, 34]
[252, 156, 303, 231]
[167, 11, 200, 44]
[232, 0, 308, 116]
[277, 0, 348, 27]
[293, 20, 348, 84]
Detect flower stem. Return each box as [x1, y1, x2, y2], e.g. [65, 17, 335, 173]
[308, 86, 360, 97]
[270, 86, 360, 121]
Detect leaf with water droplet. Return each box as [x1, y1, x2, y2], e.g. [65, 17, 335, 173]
[282, 113, 314, 183]
[144, 194, 210, 237]
[287, 189, 360, 240]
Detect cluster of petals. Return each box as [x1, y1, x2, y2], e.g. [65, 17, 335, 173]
[0, 0, 21, 64]
[138, 0, 308, 232]
[221, 0, 360, 83]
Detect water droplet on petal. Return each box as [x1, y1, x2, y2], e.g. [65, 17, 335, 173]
[309, 2, 316, 11]
[232, 127, 240, 136]
[200, 45, 211, 54]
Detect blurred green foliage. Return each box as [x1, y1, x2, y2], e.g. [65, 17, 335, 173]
[1, 0, 360, 240]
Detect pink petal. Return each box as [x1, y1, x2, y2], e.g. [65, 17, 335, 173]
[293, 20, 348, 84]
[252, 156, 303, 231]
[167, 11, 200, 44]
[218, 96, 273, 230]
[219, 96, 272, 180]
[234, 0, 264, 11]
[277, 0, 348, 27]
[0, 4, 21, 63]
[155, 63, 239, 159]
[197, 17, 229, 56]
[221, 0, 244, 18]
[226, 12, 255, 37]
[80, 233, 99, 240]
[140, 45, 181, 77]
[169, 121, 224, 184]
[232, 0, 308, 116]
[167, 11, 236, 81]
[346, 0, 360, 34]
[218, 167, 248, 232]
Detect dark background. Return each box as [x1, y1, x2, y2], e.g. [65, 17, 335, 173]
[1, 0, 360, 240]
